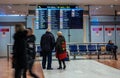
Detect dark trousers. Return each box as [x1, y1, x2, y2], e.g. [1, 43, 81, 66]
[28, 59, 38, 78]
[23, 59, 38, 78]
[58, 59, 66, 68]
[15, 67, 26, 78]
[112, 50, 117, 60]
[42, 52, 52, 69]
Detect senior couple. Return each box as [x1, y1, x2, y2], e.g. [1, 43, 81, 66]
[40, 29, 67, 70]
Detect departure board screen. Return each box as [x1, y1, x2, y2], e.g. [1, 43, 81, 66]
[49, 9, 60, 29]
[60, 9, 71, 29]
[36, 5, 83, 29]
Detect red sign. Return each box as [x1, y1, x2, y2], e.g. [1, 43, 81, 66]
[105, 28, 114, 31]
[0, 28, 9, 32]
[93, 28, 102, 31]
[117, 28, 120, 31]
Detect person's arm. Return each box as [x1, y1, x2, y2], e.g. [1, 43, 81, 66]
[106, 44, 110, 51]
[61, 36, 66, 51]
[51, 34, 55, 50]
[29, 35, 36, 42]
[40, 35, 44, 49]
[12, 34, 16, 55]
[113, 45, 118, 50]
[55, 38, 61, 51]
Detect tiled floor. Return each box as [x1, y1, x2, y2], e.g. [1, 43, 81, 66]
[0, 57, 120, 78]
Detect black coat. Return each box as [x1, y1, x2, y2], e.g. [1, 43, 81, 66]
[106, 43, 118, 52]
[40, 32, 55, 55]
[13, 30, 27, 68]
[26, 35, 36, 59]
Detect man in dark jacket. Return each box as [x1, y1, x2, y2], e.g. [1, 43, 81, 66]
[106, 40, 118, 60]
[40, 29, 55, 70]
[13, 24, 27, 78]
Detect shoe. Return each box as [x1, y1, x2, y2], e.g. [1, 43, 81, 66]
[42, 67, 46, 69]
[115, 58, 118, 60]
[47, 68, 53, 70]
[63, 66, 66, 69]
[57, 67, 62, 69]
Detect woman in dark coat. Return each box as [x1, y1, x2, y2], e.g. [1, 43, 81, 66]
[56, 31, 67, 69]
[13, 24, 28, 78]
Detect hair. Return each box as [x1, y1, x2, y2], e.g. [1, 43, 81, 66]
[46, 28, 51, 32]
[108, 40, 112, 43]
[27, 28, 33, 32]
[15, 23, 25, 32]
[57, 31, 62, 36]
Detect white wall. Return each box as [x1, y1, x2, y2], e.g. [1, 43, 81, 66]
[0, 26, 10, 57]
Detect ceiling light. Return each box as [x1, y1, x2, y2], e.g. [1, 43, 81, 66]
[12, 11, 15, 13]
[99, 6, 102, 8]
[8, 6, 12, 9]
[110, 5, 114, 8]
[117, 11, 120, 15]
[114, 0, 118, 1]
[96, 8, 99, 10]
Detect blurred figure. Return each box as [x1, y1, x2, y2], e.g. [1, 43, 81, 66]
[25, 28, 38, 78]
[55, 31, 67, 69]
[106, 40, 118, 60]
[12, 24, 27, 78]
[40, 28, 55, 70]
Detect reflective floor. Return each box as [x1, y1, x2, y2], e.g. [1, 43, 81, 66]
[0, 58, 44, 78]
[43, 60, 120, 78]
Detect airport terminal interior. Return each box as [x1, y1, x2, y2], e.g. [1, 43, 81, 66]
[0, 0, 120, 78]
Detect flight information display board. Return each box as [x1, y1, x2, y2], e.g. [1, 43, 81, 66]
[36, 5, 83, 29]
[49, 9, 60, 29]
[60, 9, 71, 29]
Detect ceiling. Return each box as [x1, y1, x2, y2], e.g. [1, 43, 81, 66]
[0, 0, 120, 15]
[0, 0, 120, 5]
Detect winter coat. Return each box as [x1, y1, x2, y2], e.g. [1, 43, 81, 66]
[55, 36, 67, 60]
[26, 35, 36, 60]
[40, 32, 55, 56]
[106, 43, 118, 52]
[13, 30, 27, 68]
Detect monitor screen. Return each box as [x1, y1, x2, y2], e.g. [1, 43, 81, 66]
[36, 5, 83, 29]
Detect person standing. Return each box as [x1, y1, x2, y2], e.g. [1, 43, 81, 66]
[26, 28, 39, 78]
[12, 24, 27, 78]
[40, 29, 55, 70]
[55, 31, 67, 70]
